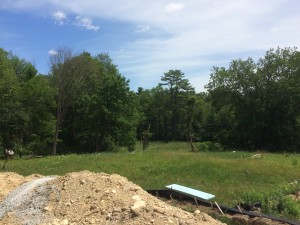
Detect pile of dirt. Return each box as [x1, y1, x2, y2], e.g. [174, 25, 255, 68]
[0, 171, 225, 225]
[0, 172, 43, 202]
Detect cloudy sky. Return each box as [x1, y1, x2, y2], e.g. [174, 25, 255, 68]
[1, 0, 299, 91]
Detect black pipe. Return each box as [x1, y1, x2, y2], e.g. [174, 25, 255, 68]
[146, 189, 299, 225]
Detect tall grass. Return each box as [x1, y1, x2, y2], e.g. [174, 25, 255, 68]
[1, 142, 300, 219]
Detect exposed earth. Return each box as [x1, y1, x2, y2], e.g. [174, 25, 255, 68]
[0, 171, 225, 225]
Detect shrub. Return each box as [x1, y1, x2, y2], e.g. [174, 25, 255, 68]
[197, 141, 223, 152]
[241, 186, 300, 220]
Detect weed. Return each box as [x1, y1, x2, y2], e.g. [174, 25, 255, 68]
[241, 186, 300, 220]
[292, 158, 298, 166]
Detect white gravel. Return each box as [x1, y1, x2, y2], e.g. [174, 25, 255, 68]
[0, 176, 57, 225]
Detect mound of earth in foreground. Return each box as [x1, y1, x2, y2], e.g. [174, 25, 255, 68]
[0, 171, 225, 225]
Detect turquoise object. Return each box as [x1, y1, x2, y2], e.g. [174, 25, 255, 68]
[166, 184, 215, 200]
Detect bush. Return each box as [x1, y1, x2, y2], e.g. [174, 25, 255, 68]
[241, 186, 300, 220]
[12, 141, 32, 158]
[281, 196, 300, 220]
[197, 141, 223, 152]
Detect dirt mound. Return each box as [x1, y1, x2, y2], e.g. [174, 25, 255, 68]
[0, 172, 43, 201]
[0, 171, 225, 225]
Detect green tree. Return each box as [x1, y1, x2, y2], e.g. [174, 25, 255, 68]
[69, 53, 138, 152]
[50, 48, 95, 155]
[0, 48, 52, 156]
[9, 53, 37, 82]
[160, 69, 194, 140]
[20, 76, 56, 155]
[0, 48, 19, 149]
[206, 47, 300, 151]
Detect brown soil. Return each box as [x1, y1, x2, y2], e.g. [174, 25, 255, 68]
[0, 171, 225, 225]
[0, 172, 43, 201]
[161, 196, 294, 225]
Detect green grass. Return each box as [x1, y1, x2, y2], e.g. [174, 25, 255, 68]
[1, 142, 300, 219]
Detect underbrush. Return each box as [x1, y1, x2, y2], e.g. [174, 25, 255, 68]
[196, 141, 224, 152]
[240, 181, 300, 220]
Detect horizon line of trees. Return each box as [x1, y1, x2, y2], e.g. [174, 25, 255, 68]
[1, 46, 300, 156]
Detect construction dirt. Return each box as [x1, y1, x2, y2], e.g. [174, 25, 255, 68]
[0, 171, 225, 225]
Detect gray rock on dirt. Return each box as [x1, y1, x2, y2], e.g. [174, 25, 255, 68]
[0, 176, 56, 225]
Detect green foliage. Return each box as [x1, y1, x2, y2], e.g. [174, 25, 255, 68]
[206, 47, 300, 151]
[55, 52, 139, 153]
[12, 141, 31, 157]
[0, 48, 19, 149]
[137, 70, 195, 142]
[0, 48, 138, 155]
[197, 141, 223, 152]
[20, 76, 56, 155]
[2, 46, 300, 154]
[241, 185, 300, 220]
[9, 52, 37, 82]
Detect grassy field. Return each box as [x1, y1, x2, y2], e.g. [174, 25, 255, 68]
[1, 142, 300, 218]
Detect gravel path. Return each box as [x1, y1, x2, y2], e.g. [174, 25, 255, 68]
[0, 176, 57, 225]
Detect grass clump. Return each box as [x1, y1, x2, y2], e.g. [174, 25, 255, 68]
[197, 141, 224, 152]
[240, 182, 300, 220]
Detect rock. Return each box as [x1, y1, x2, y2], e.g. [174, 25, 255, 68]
[153, 206, 165, 214]
[131, 207, 142, 216]
[168, 217, 174, 223]
[80, 179, 86, 184]
[232, 215, 249, 224]
[132, 195, 142, 201]
[90, 205, 97, 211]
[106, 212, 112, 220]
[132, 199, 146, 209]
[43, 206, 51, 212]
[113, 207, 121, 213]
[60, 219, 69, 225]
[65, 202, 71, 207]
[194, 210, 201, 215]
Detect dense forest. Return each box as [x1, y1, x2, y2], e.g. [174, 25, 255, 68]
[1, 47, 300, 156]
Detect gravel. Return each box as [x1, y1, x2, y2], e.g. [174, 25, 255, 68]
[0, 176, 57, 225]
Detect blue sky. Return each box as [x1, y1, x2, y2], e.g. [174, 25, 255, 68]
[1, 0, 300, 92]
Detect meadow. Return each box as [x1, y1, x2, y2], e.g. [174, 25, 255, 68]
[1, 142, 300, 219]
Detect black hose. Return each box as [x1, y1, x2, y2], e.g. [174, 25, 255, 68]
[146, 189, 299, 225]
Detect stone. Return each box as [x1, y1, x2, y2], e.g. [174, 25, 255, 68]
[61, 219, 69, 225]
[153, 206, 165, 214]
[194, 210, 201, 215]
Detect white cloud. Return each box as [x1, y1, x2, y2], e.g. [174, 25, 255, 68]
[48, 49, 58, 56]
[52, 10, 100, 31]
[74, 16, 99, 31]
[52, 11, 67, 25]
[2, 0, 300, 91]
[165, 3, 185, 13]
[135, 25, 150, 33]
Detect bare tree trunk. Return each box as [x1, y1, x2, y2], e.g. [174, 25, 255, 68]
[52, 122, 59, 155]
[189, 131, 195, 152]
[142, 124, 151, 150]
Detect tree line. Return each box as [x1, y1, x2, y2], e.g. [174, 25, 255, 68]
[0, 47, 300, 156]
